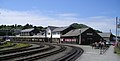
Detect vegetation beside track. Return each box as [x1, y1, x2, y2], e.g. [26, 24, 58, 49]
[0, 42, 32, 51]
[114, 42, 120, 56]
[0, 42, 13, 49]
[12, 43, 31, 49]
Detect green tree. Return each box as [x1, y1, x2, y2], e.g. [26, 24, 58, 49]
[23, 23, 33, 29]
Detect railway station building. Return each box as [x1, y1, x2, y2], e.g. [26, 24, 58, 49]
[11, 26, 104, 45]
[61, 28, 103, 45]
[98, 33, 115, 44]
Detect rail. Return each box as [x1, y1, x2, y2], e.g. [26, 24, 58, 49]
[54, 46, 84, 61]
[0, 44, 54, 60]
[16, 45, 67, 61]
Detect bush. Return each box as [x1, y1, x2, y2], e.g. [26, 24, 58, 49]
[114, 42, 120, 54]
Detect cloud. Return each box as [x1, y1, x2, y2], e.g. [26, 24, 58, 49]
[0, 9, 77, 26]
[83, 16, 115, 33]
[0, 8, 116, 34]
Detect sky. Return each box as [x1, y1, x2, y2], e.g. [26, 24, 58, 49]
[0, 0, 120, 34]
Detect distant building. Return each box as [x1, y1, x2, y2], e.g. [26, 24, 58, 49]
[46, 26, 58, 38]
[98, 33, 115, 42]
[62, 28, 103, 45]
[11, 29, 21, 35]
[52, 27, 68, 38]
[20, 28, 39, 36]
[52, 26, 75, 43]
[34, 29, 46, 37]
[46, 26, 75, 43]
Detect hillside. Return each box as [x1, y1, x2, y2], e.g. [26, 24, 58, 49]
[70, 23, 102, 33]
[70, 23, 89, 29]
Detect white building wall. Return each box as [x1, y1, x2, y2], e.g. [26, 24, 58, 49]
[52, 32, 60, 38]
[52, 34, 60, 38]
[46, 28, 52, 38]
[46, 27, 61, 38]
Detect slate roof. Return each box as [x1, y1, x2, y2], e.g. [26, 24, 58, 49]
[48, 26, 58, 31]
[52, 27, 68, 32]
[62, 28, 89, 37]
[21, 28, 34, 32]
[98, 33, 111, 38]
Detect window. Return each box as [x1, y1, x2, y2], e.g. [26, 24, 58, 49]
[87, 38, 92, 40]
[87, 33, 93, 35]
[57, 32, 60, 35]
[52, 32, 60, 35]
[48, 33, 50, 35]
[52, 32, 56, 35]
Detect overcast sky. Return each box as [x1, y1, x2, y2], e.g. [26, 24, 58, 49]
[0, 0, 120, 34]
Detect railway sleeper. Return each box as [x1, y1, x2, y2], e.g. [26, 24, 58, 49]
[0, 45, 55, 60]
[16, 45, 66, 61]
[0, 44, 44, 55]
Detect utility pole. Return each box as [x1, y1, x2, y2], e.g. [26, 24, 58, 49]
[116, 17, 118, 43]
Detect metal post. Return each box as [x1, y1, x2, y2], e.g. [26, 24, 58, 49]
[50, 32, 52, 43]
[60, 33, 61, 44]
[79, 30, 81, 44]
[119, 19, 120, 41]
[116, 17, 118, 43]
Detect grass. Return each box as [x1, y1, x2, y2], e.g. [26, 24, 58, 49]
[0, 41, 32, 51]
[114, 43, 120, 56]
[115, 48, 120, 56]
[114, 47, 120, 53]
[13, 43, 32, 49]
[0, 42, 13, 48]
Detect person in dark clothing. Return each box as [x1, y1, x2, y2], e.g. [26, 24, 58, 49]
[99, 41, 104, 54]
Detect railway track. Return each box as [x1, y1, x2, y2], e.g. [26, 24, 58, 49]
[0, 42, 84, 61]
[54, 45, 84, 61]
[0, 44, 54, 60]
[0, 44, 43, 55]
[16, 45, 67, 61]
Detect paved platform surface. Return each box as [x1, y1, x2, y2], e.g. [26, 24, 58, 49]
[74, 45, 120, 61]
